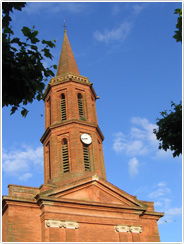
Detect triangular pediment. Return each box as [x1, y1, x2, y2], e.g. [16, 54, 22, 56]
[41, 176, 146, 209]
[58, 183, 130, 205]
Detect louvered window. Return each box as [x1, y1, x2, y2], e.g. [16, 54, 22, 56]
[60, 94, 66, 121]
[62, 138, 69, 173]
[83, 144, 90, 171]
[78, 93, 84, 119]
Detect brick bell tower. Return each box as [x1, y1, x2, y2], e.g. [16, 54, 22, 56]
[41, 29, 106, 186]
[2, 30, 164, 243]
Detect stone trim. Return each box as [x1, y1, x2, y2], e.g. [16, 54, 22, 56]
[130, 226, 142, 233]
[115, 225, 142, 233]
[45, 220, 79, 229]
[63, 222, 79, 229]
[40, 121, 104, 143]
[92, 175, 99, 181]
[50, 74, 90, 86]
[115, 225, 130, 233]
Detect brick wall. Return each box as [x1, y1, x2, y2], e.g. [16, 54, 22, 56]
[2, 179, 163, 242]
[3, 201, 41, 242]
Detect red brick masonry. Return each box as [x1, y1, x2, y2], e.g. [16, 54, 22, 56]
[2, 175, 164, 242]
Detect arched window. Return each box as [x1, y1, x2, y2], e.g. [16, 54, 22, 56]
[46, 142, 51, 179]
[78, 93, 84, 119]
[60, 93, 66, 121]
[46, 97, 51, 126]
[83, 144, 90, 171]
[61, 138, 69, 173]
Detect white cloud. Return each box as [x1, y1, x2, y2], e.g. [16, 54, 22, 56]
[148, 182, 171, 199]
[132, 3, 148, 16]
[145, 182, 181, 225]
[165, 207, 182, 216]
[154, 201, 162, 207]
[130, 127, 146, 139]
[148, 187, 171, 198]
[157, 181, 166, 187]
[19, 173, 33, 181]
[24, 2, 88, 14]
[147, 183, 181, 224]
[161, 198, 171, 209]
[2, 145, 43, 181]
[158, 207, 182, 225]
[112, 116, 174, 160]
[112, 132, 126, 153]
[131, 117, 158, 146]
[113, 132, 148, 156]
[112, 117, 158, 157]
[94, 3, 148, 45]
[128, 157, 139, 177]
[93, 21, 132, 44]
[135, 182, 181, 225]
[134, 185, 150, 195]
[126, 140, 148, 155]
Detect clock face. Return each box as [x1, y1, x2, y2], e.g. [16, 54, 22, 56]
[81, 133, 92, 145]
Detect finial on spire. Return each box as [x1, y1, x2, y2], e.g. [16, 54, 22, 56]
[63, 19, 67, 32]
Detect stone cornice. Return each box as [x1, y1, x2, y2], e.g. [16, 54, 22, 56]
[43, 73, 99, 101]
[2, 195, 37, 214]
[2, 195, 37, 204]
[35, 194, 147, 213]
[51, 73, 90, 86]
[140, 211, 164, 219]
[7, 184, 39, 189]
[36, 194, 164, 221]
[40, 120, 104, 143]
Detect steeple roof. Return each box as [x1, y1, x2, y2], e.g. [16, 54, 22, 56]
[56, 30, 80, 76]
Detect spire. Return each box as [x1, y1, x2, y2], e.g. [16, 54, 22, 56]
[56, 30, 80, 76]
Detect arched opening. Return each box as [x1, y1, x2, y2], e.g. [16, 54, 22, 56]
[60, 93, 67, 121]
[61, 138, 69, 173]
[46, 142, 51, 179]
[46, 97, 51, 126]
[78, 93, 84, 119]
[83, 144, 91, 171]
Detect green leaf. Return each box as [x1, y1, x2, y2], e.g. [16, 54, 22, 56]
[10, 106, 18, 115]
[13, 3, 26, 11]
[42, 40, 56, 48]
[42, 47, 53, 59]
[173, 8, 182, 43]
[52, 64, 57, 69]
[21, 26, 31, 36]
[36, 94, 43, 101]
[21, 108, 29, 117]
[154, 101, 182, 157]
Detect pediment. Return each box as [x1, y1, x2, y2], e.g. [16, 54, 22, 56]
[58, 183, 128, 205]
[42, 176, 146, 209]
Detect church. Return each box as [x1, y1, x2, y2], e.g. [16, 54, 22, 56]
[2, 29, 164, 242]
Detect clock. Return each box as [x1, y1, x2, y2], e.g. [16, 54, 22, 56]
[80, 133, 92, 145]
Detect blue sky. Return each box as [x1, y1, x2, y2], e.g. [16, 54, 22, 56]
[2, 2, 182, 242]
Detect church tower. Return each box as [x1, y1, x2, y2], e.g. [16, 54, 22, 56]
[2, 30, 164, 243]
[41, 30, 106, 186]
